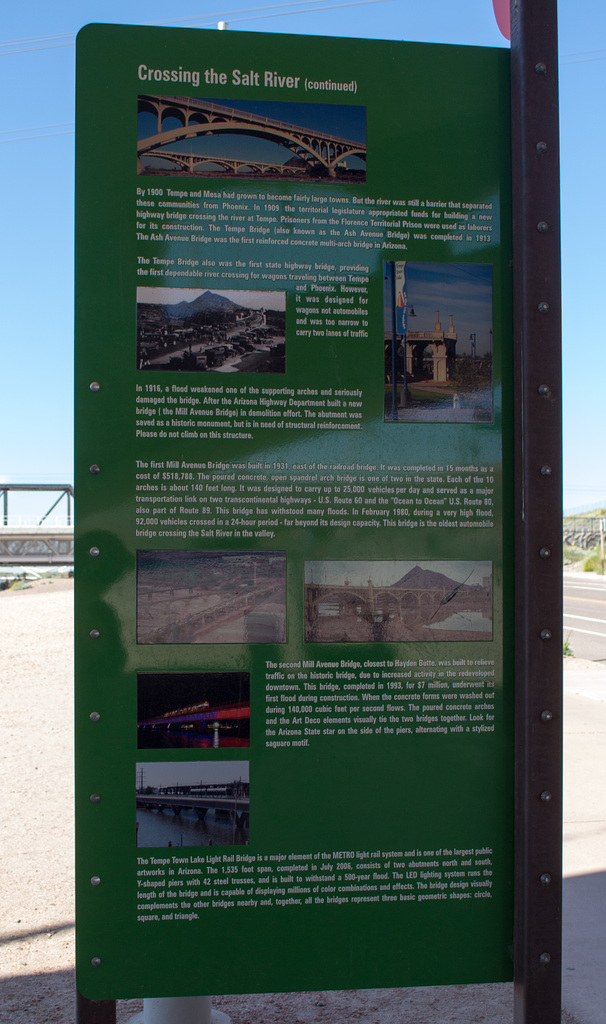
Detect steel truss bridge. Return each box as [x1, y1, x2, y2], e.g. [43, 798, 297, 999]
[0, 485, 74, 565]
[137, 95, 366, 178]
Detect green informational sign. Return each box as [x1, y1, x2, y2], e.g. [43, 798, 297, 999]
[75, 23, 513, 1000]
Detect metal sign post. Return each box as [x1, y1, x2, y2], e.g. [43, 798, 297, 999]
[511, 1, 563, 1022]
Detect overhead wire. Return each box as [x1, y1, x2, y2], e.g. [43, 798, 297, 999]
[1, 0, 389, 141]
[3, 2, 602, 141]
[0, 0, 389, 55]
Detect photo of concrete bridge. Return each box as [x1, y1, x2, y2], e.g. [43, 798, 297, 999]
[137, 95, 366, 181]
[137, 549, 286, 644]
[304, 560, 492, 642]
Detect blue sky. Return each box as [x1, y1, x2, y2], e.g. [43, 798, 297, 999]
[2, 0, 604, 514]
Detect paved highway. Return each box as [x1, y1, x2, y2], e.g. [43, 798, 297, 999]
[563, 571, 606, 662]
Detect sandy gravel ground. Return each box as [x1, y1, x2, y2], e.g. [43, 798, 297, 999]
[0, 580, 578, 1023]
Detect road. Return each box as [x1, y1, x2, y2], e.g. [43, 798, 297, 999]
[563, 570, 606, 662]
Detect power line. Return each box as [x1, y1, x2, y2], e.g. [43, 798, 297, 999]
[0, 41, 74, 57]
[0, 0, 389, 55]
[560, 56, 606, 66]
[0, 130, 74, 144]
[559, 48, 606, 58]
[0, 121, 73, 135]
[0, 30, 74, 46]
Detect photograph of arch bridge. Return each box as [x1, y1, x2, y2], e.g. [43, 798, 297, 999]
[304, 560, 492, 642]
[137, 94, 366, 181]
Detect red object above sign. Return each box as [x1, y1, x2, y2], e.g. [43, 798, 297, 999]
[493, 0, 511, 39]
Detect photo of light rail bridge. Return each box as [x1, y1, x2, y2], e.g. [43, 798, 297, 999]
[137, 95, 366, 181]
[136, 764, 250, 848]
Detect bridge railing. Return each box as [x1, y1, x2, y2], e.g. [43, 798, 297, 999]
[0, 516, 73, 528]
[142, 94, 366, 148]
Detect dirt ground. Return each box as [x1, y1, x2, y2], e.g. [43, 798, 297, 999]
[1, 579, 574, 1023]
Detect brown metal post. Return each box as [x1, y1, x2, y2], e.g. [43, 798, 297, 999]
[511, 1, 563, 1022]
[76, 990, 117, 1024]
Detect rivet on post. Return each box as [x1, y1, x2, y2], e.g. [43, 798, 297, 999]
[540, 629, 552, 641]
[91, 957, 102, 967]
[89, 629, 100, 639]
[89, 464, 100, 475]
[535, 62, 547, 74]
[90, 382, 100, 392]
[538, 301, 550, 313]
[90, 711, 101, 722]
[90, 794, 101, 803]
[540, 710, 553, 722]
[540, 873, 552, 885]
[539, 952, 552, 964]
[540, 465, 552, 477]
[89, 546, 100, 557]
[536, 140, 548, 153]
[538, 384, 551, 397]
[537, 221, 549, 232]
[540, 790, 552, 802]
[539, 546, 551, 559]
[91, 876, 101, 886]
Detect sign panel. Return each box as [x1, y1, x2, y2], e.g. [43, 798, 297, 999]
[75, 24, 513, 1000]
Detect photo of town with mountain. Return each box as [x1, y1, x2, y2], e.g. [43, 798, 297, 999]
[137, 95, 366, 182]
[137, 671, 250, 749]
[304, 560, 492, 642]
[137, 286, 286, 373]
[384, 262, 493, 423]
[137, 550, 287, 644]
[136, 761, 250, 849]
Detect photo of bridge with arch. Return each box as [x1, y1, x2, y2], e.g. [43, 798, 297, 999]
[137, 95, 366, 181]
[384, 262, 493, 423]
[304, 560, 492, 642]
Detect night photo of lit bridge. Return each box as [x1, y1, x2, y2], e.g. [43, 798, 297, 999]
[137, 95, 366, 181]
[137, 671, 250, 749]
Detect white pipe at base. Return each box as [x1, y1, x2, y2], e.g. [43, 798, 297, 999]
[129, 997, 231, 1024]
